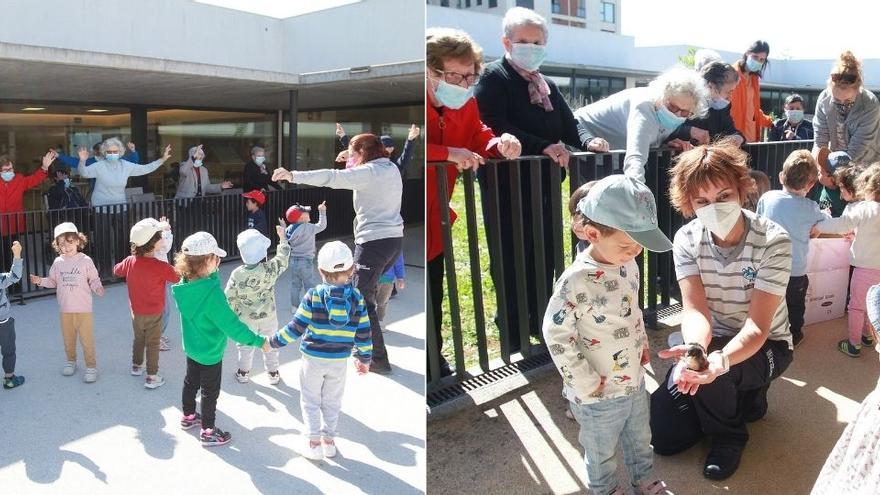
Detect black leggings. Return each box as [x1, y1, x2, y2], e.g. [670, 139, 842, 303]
[182, 357, 222, 430]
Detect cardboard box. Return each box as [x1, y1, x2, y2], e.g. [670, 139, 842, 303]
[805, 238, 851, 273]
[804, 268, 850, 326]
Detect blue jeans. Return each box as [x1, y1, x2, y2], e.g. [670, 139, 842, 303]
[290, 256, 320, 311]
[569, 382, 653, 494]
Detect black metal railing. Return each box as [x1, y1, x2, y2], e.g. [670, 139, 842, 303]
[427, 140, 813, 393]
[0, 176, 423, 301]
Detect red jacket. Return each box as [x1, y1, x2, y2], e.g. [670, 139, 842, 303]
[113, 255, 180, 315]
[427, 93, 500, 261]
[0, 168, 48, 236]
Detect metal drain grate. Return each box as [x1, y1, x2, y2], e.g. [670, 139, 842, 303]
[427, 352, 553, 408]
[656, 303, 683, 322]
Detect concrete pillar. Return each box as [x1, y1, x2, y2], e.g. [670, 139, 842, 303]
[130, 105, 149, 190]
[287, 89, 298, 170]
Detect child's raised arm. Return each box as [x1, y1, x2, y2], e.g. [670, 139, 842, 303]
[266, 220, 291, 277]
[1, 242, 23, 289]
[315, 201, 328, 234]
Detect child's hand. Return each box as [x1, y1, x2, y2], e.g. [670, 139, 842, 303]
[395, 279, 406, 291]
[10, 241, 22, 259]
[318, 201, 327, 212]
[276, 224, 285, 241]
[159, 216, 171, 230]
[844, 231, 855, 241]
[354, 360, 369, 375]
[810, 225, 821, 238]
[29, 274, 41, 286]
[95, 287, 105, 297]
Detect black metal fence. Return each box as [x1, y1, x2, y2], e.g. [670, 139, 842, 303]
[0, 176, 423, 301]
[427, 140, 814, 393]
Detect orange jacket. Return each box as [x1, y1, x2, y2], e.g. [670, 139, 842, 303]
[729, 62, 773, 142]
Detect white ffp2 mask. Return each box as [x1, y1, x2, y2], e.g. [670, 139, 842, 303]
[695, 202, 742, 239]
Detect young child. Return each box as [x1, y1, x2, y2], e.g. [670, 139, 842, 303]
[31, 223, 103, 383]
[154, 217, 175, 352]
[1, 241, 24, 389]
[811, 283, 880, 493]
[286, 201, 327, 312]
[113, 218, 181, 389]
[568, 180, 598, 254]
[812, 151, 850, 217]
[376, 253, 405, 330]
[243, 190, 269, 237]
[834, 164, 865, 204]
[226, 226, 290, 385]
[269, 241, 371, 460]
[744, 169, 770, 212]
[756, 150, 828, 347]
[543, 175, 673, 495]
[814, 163, 880, 357]
[173, 232, 269, 447]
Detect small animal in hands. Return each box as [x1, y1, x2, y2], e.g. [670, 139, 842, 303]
[682, 342, 709, 372]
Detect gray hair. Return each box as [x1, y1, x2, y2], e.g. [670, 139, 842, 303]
[693, 49, 722, 72]
[251, 146, 265, 156]
[502, 7, 548, 41]
[100, 137, 125, 156]
[648, 66, 709, 119]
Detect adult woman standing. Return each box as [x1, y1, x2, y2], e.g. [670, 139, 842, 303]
[76, 138, 170, 207]
[241, 146, 281, 193]
[729, 40, 773, 143]
[175, 145, 233, 199]
[272, 134, 414, 375]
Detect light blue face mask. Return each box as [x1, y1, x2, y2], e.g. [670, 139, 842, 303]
[710, 98, 730, 110]
[433, 78, 474, 110]
[785, 109, 804, 124]
[105, 153, 120, 161]
[254, 156, 265, 165]
[193, 159, 203, 167]
[63, 178, 71, 188]
[745, 56, 764, 73]
[656, 104, 686, 130]
[1, 171, 13, 182]
[510, 43, 547, 72]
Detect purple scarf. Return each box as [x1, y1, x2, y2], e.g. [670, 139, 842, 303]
[507, 56, 554, 112]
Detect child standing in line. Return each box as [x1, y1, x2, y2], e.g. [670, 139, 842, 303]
[31, 223, 104, 383]
[815, 163, 880, 357]
[543, 175, 673, 495]
[243, 190, 269, 238]
[226, 225, 290, 385]
[286, 201, 327, 312]
[154, 217, 175, 352]
[756, 150, 828, 348]
[376, 253, 405, 331]
[1, 241, 25, 389]
[269, 241, 371, 460]
[173, 232, 269, 447]
[113, 218, 181, 389]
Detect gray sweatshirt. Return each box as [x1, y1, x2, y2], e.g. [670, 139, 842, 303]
[293, 158, 403, 244]
[573, 87, 674, 183]
[286, 209, 327, 258]
[0, 258, 22, 321]
[812, 88, 880, 164]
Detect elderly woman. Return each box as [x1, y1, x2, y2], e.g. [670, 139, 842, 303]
[650, 141, 794, 481]
[667, 50, 744, 147]
[273, 134, 416, 375]
[76, 138, 170, 206]
[574, 67, 708, 183]
[425, 27, 521, 378]
[768, 94, 814, 141]
[729, 40, 773, 143]
[241, 146, 280, 193]
[175, 145, 233, 199]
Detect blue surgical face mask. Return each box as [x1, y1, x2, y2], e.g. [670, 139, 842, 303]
[786, 109, 804, 124]
[63, 178, 71, 188]
[432, 77, 474, 110]
[254, 156, 266, 166]
[1, 172, 13, 182]
[193, 159, 203, 167]
[510, 43, 547, 72]
[745, 56, 764, 73]
[656, 104, 686, 130]
[105, 153, 120, 161]
[710, 98, 730, 110]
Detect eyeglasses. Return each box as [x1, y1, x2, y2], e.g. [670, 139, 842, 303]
[831, 72, 858, 85]
[433, 69, 479, 88]
[666, 102, 694, 119]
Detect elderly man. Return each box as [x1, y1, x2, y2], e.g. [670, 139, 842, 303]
[242, 146, 281, 193]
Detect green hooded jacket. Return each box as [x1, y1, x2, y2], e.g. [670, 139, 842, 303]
[172, 271, 266, 366]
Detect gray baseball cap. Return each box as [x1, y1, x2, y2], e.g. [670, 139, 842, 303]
[577, 175, 673, 252]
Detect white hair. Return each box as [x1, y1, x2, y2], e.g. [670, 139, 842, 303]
[693, 49, 723, 72]
[648, 66, 709, 119]
[100, 137, 125, 156]
[502, 7, 548, 41]
[251, 146, 265, 156]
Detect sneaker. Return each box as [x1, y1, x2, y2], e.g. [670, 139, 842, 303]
[144, 374, 165, 389]
[303, 439, 323, 460]
[838, 339, 861, 358]
[703, 444, 743, 480]
[180, 413, 202, 430]
[83, 368, 98, 383]
[638, 479, 673, 495]
[200, 427, 231, 447]
[564, 408, 575, 421]
[159, 336, 171, 351]
[322, 437, 337, 458]
[268, 371, 281, 385]
[131, 364, 144, 376]
[62, 361, 77, 376]
[235, 369, 250, 383]
[667, 331, 684, 348]
[792, 332, 804, 348]
[3, 375, 24, 389]
[862, 334, 875, 347]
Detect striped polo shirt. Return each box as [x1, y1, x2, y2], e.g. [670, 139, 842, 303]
[673, 209, 793, 349]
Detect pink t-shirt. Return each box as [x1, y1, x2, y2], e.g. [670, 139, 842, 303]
[40, 252, 103, 313]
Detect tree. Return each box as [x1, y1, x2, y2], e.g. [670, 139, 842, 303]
[678, 47, 697, 69]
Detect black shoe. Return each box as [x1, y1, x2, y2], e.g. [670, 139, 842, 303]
[439, 361, 453, 378]
[792, 332, 804, 348]
[370, 361, 393, 375]
[703, 444, 743, 480]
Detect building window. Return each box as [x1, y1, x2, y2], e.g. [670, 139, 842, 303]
[576, 0, 586, 18]
[572, 74, 626, 106]
[516, 0, 534, 8]
[488, 0, 497, 7]
[551, 0, 561, 14]
[465, 0, 471, 7]
[476, 0, 482, 4]
[601, 1, 615, 23]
